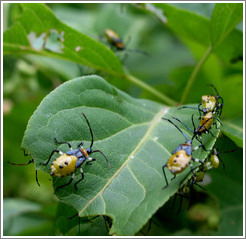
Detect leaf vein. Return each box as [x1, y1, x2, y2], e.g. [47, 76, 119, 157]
[78, 106, 170, 215]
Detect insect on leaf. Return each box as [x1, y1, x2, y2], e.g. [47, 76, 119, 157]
[3, 3, 124, 76]
[22, 75, 219, 235]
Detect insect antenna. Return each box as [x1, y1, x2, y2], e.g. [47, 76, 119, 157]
[92, 150, 110, 168]
[172, 116, 194, 134]
[208, 84, 220, 97]
[162, 118, 189, 142]
[125, 48, 150, 57]
[82, 113, 94, 149]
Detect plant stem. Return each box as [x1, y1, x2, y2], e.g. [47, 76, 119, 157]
[124, 74, 177, 106]
[180, 45, 213, 104]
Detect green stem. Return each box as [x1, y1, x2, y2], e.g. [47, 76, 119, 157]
[124, 74, 177, 106]
[180, 45, 213, 104]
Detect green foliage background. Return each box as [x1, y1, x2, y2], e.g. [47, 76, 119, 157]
[3, 3, 243, 236]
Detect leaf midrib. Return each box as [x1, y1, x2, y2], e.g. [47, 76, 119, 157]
[79, 106, 170, 215]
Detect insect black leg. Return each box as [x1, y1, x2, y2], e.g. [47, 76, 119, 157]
[54, 138, 73, 150]
[218, 99, 223, 117]
[67, 212, 78, 220]
[193, 158, 204, 164]
[8, 155, 40, 187]
[162, 164, 169, 189]
[192, 144, 204, 152]
[67, 212, 81, 235]
[197, 136, 211, 152]
[86, 158, 96, 165]
[35, 170, 40, 187]
[54, 173, 75, 193]
[189, 163, 197, 177]
[22, 149, 29, 156]
[40, 149, 61, 166]
[7, 158, 34, 166]
[198, 103, 203, 118]
[194, 182, 207, 191]
[193, 143, 210, 153]
[171, 174, 176, 181]
[217, 154, 225, 170]
[74, 167, 84, 190]
[103, 216, 110, 233]
[208, 130, 215, 138]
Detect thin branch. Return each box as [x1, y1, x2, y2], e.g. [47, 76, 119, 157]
[180, 46, 213, 104]
[124, 74, 177, 106]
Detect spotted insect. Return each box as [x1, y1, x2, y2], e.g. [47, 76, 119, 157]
[104, 28, 149, 57]
[173, 145, 236, 213]
[8, 149, 40, 186]
[179, 84, 223, 118]
[104, 28, 125, 51]
[162, 117, 204, 189]
[41, 113, 110, 193]
[200, 146, 237, 172]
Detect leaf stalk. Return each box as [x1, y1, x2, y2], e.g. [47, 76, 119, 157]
[124, 74, 177, 106]
[180, 45, 213, 104]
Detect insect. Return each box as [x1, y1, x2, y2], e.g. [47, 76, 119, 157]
[104, 29, 125, 51]
[40, 113, 110, 193]
[104, 28, 149, 56]
[173, 146, 237, 213]
[162, 117, 204, 189]
[173, 114, 218, 150]
[179, 84, 224, 118]
[8, 149, 40, 186]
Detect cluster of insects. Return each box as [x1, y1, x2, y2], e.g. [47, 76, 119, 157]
[8, 77, 235, 234]
[162, 84, 236, 212]
[162, 84, 224, 189]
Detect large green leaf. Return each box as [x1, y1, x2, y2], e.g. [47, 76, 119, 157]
[221, 117, 243, 148]
[22, 75, 219, 235]
[210, 3, 243, 49]
[154, 3, 210, 47]
[152, 3, 243, 66]
[3, 3, 123, 76]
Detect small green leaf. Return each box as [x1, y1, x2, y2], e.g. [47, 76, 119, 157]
[221, 117, 243, 148]
[3, 3, 123, 76]
[22, 75, 219, 235]
[210, 3, 243, 49]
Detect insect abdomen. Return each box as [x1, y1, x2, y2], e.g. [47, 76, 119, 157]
[50, 154, 77, 177]
[167, 150, 191, 175]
